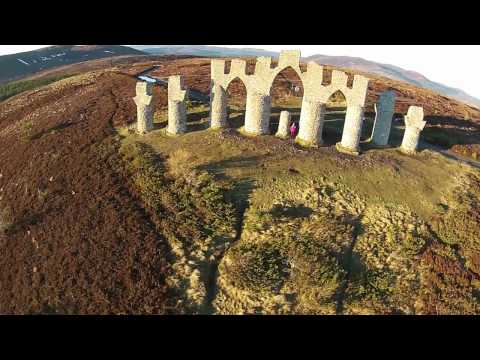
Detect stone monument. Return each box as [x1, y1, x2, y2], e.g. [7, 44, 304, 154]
[400, 106, 426, 154]
[209, 50, 369, 151]
[371, 90, 396, 147]
[134, 81, 154, 134]
[167, 75, 188, 136]
[276, 111, 291, 139]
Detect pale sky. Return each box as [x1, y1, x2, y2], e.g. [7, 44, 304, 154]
[1, 45, 479, 99]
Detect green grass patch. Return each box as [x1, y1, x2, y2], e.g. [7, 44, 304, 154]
[0, 73, 77, 102]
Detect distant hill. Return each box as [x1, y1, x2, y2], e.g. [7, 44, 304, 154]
[0, 45, 145, 84]
[127, 45, 480, 110]
[306, 54, 480, 109]
[129, 45, 277, 58]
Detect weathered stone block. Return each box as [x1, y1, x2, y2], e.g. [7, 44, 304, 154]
[339, 105, 364, 154]
[276, 111, 291, 139]
[168, 100, 187, 135]
[133, 81, 154, 134]
[278, 50, 301, 68]
[297, 99, 326, 146]
[371, 90, 396, 146]
[210, 84, 227, 129]
[244, 92, 271, 135]
[167, 75, 188, 136]
[231, 59, 247, 75]
[211, 59, 226, 80]
[331, 70, 348, 88]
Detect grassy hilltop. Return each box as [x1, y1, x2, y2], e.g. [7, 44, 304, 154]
[118, 100, 480, 314]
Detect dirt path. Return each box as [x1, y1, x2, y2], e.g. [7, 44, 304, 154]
[421, 140, 480, 169]
[203, 190, 251, 315]
[335, 217, 363, 315]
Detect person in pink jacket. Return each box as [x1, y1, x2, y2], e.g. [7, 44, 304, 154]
[290, 122, 298, 138]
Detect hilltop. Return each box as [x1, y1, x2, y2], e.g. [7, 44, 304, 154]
[0, 56, 479, 314]
[130, 56, 480, 159]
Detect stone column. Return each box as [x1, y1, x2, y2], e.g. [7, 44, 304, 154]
[276, 111, 291, 139]
[400, 106, 426, 154]
[168, 101, 187, 135]
[371, 90, 396, 146]
[337, 105, 364, 155]
[133, 82, 154, 134]
[210, 83, 227, 129]
[167, 75, 188, 136]
[296, 99, 326, 146]
[244, 91, 271, 135]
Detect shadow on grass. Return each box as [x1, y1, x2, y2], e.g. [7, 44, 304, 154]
[4, 211, 43, 236]
[152, 121, 167, 131]
[187, 110, 210, 132]
[269, 204, 313, 219]
[385, 115, 480, 152]
[197, 155, 260, 217]
[227, 112, 245, 130]
[198, 155, 263, 180]
[30, 122, 75, 140]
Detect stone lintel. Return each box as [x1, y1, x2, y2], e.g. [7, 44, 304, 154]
[278, 50, 301, 68]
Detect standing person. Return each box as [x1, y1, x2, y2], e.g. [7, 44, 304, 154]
[290, 122, 298, 139]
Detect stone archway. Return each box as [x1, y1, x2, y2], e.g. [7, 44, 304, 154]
[323, 90, 348, 145]
[209, 50, 370, 153]
[225, 76, 248, 129]
[268, 66, 304, 135]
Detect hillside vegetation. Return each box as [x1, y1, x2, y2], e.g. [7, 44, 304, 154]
[0, 73, 77, 102]
[120, 99, 480, 314]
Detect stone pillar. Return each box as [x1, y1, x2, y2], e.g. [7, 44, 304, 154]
[167, 75, 188, 136]
[296, 99, 326, 146]
[371, 90, 396, 146]
[133, 82, 154, 134]
[210, 83, 227, 129]
[337, 105, 364, 155]
[244, 92, 271, 135]
[276, 111, 291, 139]
[400, 106, 426, 154]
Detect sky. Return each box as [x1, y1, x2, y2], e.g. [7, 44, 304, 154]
[1, 45, 479, 99]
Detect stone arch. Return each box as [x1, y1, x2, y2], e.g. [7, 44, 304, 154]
[268, 65, 304, 135]
[269, 66, 305, 98]
[210, 51, 370, 153]
[323, 90, 348, 145]
[323, 88, 351, 108]
[269, 65, 305, 91]
[226, 75, 248, 91]
[225, 76, 248, 129]
[326, 89, 348, 109]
